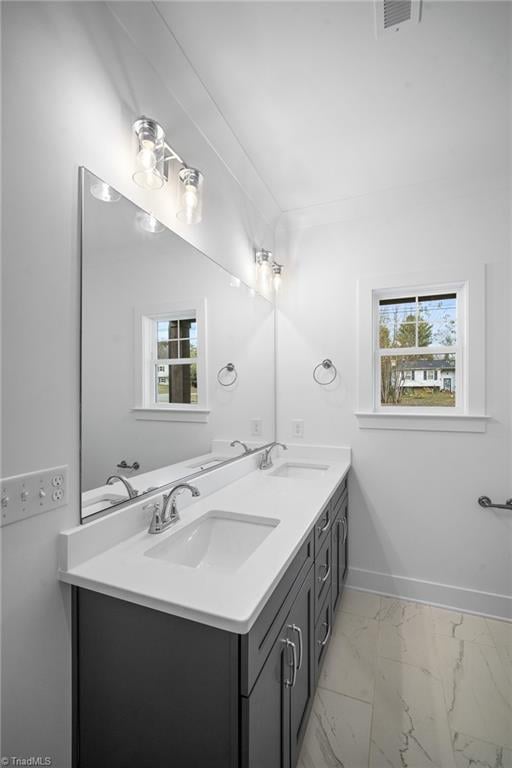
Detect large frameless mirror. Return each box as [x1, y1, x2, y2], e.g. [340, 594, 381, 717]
[80, 168, 275, 521]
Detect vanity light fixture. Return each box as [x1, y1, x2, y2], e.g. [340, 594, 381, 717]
[136, 211, 164, 234]
[90, 180, 120, 203]
[272, 262, 283, 292]
[132, 116, 204, 225]
[255, 249, 284, 292]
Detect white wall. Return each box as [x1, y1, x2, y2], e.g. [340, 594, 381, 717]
[0, 2, 276, 761]
[276, 173, 512, 617]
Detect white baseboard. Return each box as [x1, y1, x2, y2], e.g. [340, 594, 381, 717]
[346, 567, 512, 622]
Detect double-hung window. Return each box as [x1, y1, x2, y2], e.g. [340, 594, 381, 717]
[377, 291, 459, 410]
[134, 299, 208, 421]
[356, 266, 487, 432]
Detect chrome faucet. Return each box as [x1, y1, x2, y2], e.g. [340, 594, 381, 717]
[259, 442, 288, 470]
[105, 474, 138, 500]
[148, 483, 201, 534]
[230, 440, 250, 454]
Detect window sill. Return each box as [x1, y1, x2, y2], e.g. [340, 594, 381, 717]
[132, 407, 210, 423]
[354, 411, 490, 433]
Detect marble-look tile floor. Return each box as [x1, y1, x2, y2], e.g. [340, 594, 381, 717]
[298, 589, 512, 768]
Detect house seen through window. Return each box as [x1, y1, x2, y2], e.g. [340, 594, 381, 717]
[155, 316, 198, 405]
[378, 292, 458, 408]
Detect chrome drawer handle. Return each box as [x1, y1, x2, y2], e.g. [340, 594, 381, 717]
[288, 624, 303, 670]
[318, 618, 331, 647]
[318, 551, 331, 583]
[317, 511, 330, 533]
[281, 638, 298, 687]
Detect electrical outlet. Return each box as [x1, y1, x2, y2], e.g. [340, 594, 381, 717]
[292, 419, 304, 438]
[251, 418, 263, 437]
[0, 465, 68, 527]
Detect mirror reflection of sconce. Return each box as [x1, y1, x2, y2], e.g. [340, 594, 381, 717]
[313, 359, 337, 385]
[132, 116, 204, 225]
[136, 211, 164, 234]
[217, 362, 238, 387]
[90, 179, 120, 203]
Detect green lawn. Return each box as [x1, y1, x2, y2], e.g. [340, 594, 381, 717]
[397, 388, 455, 407]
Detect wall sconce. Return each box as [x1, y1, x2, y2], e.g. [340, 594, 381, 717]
[272, 262, 283, 292]
[255, 249, 284, 292]
[132, 116, 204, 225]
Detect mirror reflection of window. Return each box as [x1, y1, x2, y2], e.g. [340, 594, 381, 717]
[155, 317, 198, 405]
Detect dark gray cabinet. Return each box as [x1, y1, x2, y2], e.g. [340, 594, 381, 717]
[73, 474, 348, 768]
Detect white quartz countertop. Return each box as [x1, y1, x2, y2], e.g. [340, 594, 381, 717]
[60, 450, 350, 634]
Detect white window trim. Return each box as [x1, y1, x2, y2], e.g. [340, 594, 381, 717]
[356, 265, 489, 433]
[132, 298, 209, 423]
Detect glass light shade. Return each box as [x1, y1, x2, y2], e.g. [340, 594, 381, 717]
[90, 180, 120, 203]
[177, 168, 203, 225]
[132, 117, 166, 190]
[273, 272, 282, 292]
[136, 212, 164, 234]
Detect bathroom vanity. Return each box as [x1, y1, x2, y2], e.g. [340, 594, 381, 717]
[60, 452, 349, 768]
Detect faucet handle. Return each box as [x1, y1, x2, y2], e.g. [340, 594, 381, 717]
[145, 501, 163, 534]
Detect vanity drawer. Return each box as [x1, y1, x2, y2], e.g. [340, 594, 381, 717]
[314, 534, 331, 620]
[315, 587, 333, 682]
[240, 530, 314, 696]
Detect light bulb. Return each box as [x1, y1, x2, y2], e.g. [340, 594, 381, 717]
[136, 146, 157, 171]
[273, 273, 282, 292]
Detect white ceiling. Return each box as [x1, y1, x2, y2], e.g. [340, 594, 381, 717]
[154, 1, 510, 214]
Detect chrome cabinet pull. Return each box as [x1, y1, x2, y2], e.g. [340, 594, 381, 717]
[288, 624, 303, 670]
[318, 552, 331, 583]
[318, 617, 331, 647]
[317, 510, 330, 533]
[341, 517, 348, 545]
[281, 639, 298, 687]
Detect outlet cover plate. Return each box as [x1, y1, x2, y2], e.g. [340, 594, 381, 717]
[1, 465, 68, 527]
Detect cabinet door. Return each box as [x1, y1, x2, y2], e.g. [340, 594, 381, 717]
[242, 625, 291, 768]
[331, 510, 342, 615]
[332, 493, 348, 615]
[286, 567, 315, 768]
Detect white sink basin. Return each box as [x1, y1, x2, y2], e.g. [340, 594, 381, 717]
[186, 456, 230, 470]
[82, 492, 127, 514]
[270, 462, 330, 479]
[145, 511, 279, 571]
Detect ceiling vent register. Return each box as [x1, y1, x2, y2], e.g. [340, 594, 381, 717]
[375, 0, 421, 37]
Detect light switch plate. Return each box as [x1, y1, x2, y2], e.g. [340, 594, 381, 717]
[1, 465, 68, 527]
